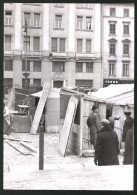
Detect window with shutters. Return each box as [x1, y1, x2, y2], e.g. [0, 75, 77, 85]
[34, 13, 40, 27]
[5, 35, 11, 50]
[75, 80, 93, 87]
[124, 9, 129, 17]
[24, 36, 30, 50]
[24, 13, 30, 26]
[109, 61, 115, 76]
[123, 23, 130, 36]
[110, 23, 116, 35]
[86, 39, 91, 53]
[33, 37, 40, 51]
[22, 61, 30, 71]
[33, 61, 41, 72]
[86, 62, 93, 73]
[86, 17, 92, 30]
[33, 79, 41, 86]
[77, 16, 83, 29]
[76, 62, 83, 72]
[5, 60, 13, 71]
[5, 11, 12, 25]
[77, 39, 83, 53]
[110, 8, 116, 17]
[55, 15, 62, 29]
[52, 61, 65, 72]
[123, 62, 129, 76]
[51, 38, 65, 52]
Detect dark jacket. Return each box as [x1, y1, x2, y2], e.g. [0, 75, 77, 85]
[87, 111, 102, 146]
[95, 125, 120, 166]
[122, 116, 134, 142]
[123, 127, 134, 165]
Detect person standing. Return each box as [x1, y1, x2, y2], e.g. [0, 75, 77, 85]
[87, 105, 102, 149]
[94, 119, 120, 166]
[122, 110, 134, 150]
[123, 124, 134, 165]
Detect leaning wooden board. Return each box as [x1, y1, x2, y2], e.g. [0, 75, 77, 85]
[58, 96, 78, 157]
[30, 82, 50, 135]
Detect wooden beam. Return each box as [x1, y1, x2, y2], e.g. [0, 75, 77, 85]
[58, 96, 78, 157]
[20, 141, 37, 153]
[30, 82, 50, 135]
[79, 96, 84, 157]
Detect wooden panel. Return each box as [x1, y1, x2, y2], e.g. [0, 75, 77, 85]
[30, 82, 50, 134]
[58, 96, 78, 157]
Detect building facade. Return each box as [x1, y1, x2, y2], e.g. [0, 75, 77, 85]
[102, 4, 134, 87]
[4, 3, 134, 92]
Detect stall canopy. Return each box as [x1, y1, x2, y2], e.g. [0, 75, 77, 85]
[88, 84, 134, 105]
[31, 88, 60, 98]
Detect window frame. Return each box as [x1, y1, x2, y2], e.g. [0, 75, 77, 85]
[76, 62, 83, 73]
[76, 16, 83, 30]
[54, 14, 63, 29]
[110, 8, 116, 17]
[5, 11, 12, 26]
[109, 61, 116, 76]
[5, 60, 13, 71]
[52, 61, 65, 72]
[33, 61, 41, 72]
[123, 62, 129, 76]
[22, 60, 30, 71]
[77, 39, 83, 53]
[5, 35, 12, 50]
[33, 36, 40, 51]
[33, 78, 41, 86]
[124, 9, 129, 17]
[86, 62, 93, 73]
[86, 39, 92, 53]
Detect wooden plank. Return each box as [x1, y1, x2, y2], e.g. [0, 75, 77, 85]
[30, 82, 50, 134]
[20, 141, 37, 153]
[3, 135, 31, 143]
[58, 96, 78, 157]
[79, 96, 84, 157]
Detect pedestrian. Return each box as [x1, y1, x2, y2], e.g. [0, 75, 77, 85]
[94, 119, 120, 166]
[123, 124, 134, 165]
[121, 110, 134, 150]
[87, 105, 101, 149]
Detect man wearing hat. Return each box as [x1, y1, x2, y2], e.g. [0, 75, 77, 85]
[87, 105, 102, 149]
[94, 119, 120, 166]
[122, 109, 134, 150]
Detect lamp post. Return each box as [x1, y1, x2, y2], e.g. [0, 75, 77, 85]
[23, 20, 30, 90]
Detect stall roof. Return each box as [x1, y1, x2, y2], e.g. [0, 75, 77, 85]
[31, 88, 60, 98]
[88, 84, 134, 105]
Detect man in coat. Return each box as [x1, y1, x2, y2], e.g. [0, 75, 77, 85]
[122, 110, 134, 150]
[87, 105, 102, 149]
[123, 124, 134, 165]
[94, 119, 120, 166]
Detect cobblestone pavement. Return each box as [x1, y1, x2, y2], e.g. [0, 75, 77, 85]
[3, 132, 133, 190]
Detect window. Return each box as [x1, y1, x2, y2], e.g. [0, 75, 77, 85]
[22, 61, 30, 71]
[33, 61, 41, 72]
[5, 60, 13, 71]
[5, 35, 11, 50]
[109, 61, 115, 76]
[51, 38, 65, 52]
[109, 39, 117, 55]
[77, 39, 83, 53]
[52, 62, 65, 72]
[110, 23, 116, 35]
[123, 62, 129, 76]
[86, 39, 91, 53]
[86, 17, 92, 30]
[51, 38, 57, 52]
[22, 78, 30, 89]
[5, 11, 12, 25]
[55, 15, 62, 29]
[33, 79, 41, 86]
[33, 37, 40, 51]
[86, 62, 93, 73]
[123, 23, 129, 36]
[110, 8, 116, 17]
[24, 13, 30, 26]
[77, 16, 83, 29]
[85, 4, 92, 9]
[34, 13, 40, 27]
[123, 43, 129, 55]
[76, 62, 83, 72]
[59, 38, 65, 52]
[24, 36, 30, 50]
[75, 80, 93, 87]
[4, 78, 13, 92]
[124, 9, 129, 17]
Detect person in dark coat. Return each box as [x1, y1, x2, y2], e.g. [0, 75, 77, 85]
[87, 105, 102, 149]
[123, 125, 134, 165]
[122, 110, 134, 150]
[94, 119, 120, 166]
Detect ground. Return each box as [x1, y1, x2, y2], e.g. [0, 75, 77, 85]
[3, 132, 133, 190]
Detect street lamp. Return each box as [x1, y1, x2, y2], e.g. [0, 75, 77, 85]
[23, 20, 30, 90]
